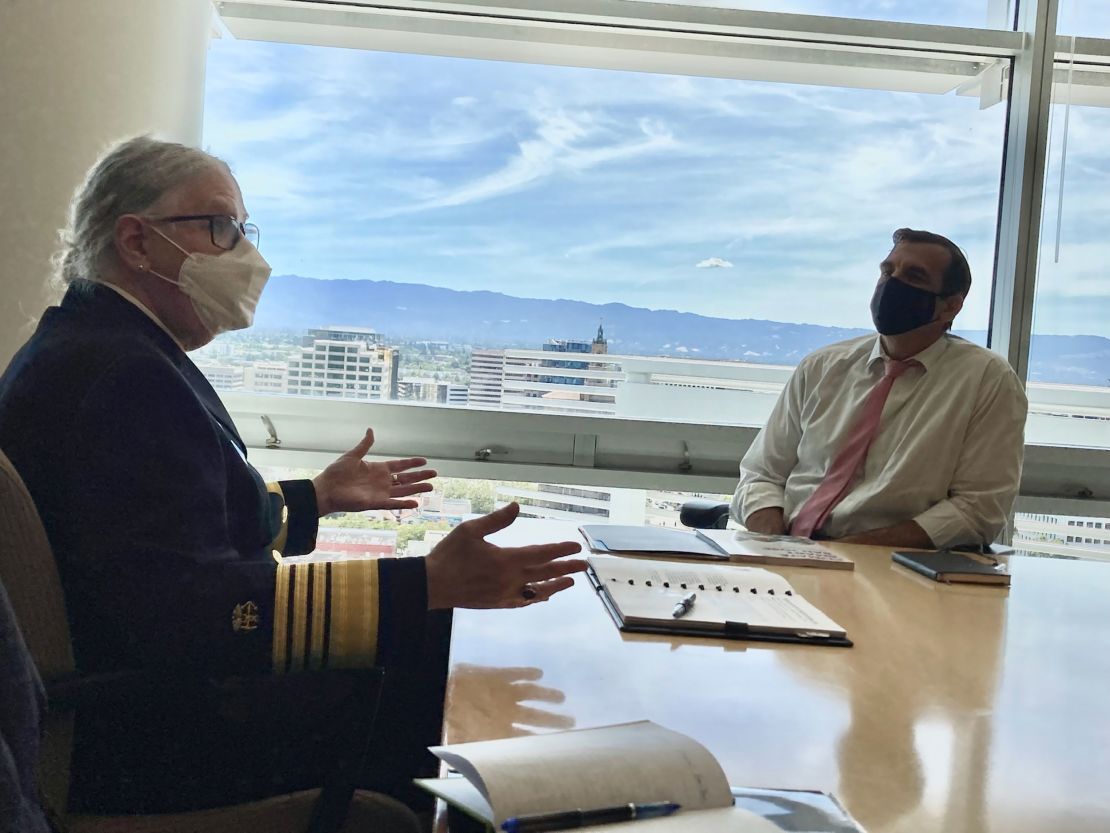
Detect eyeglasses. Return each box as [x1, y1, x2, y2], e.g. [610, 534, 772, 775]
[146, 214, 260, 251]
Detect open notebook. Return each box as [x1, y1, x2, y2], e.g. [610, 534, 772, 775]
[415, 721, 781, 831]
[587, 556, 851, 646]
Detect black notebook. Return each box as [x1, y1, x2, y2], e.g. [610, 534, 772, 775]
[579, 524, 727, 559]
[892, 550, 1011, 586]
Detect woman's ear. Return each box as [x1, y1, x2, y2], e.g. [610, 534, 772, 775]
[113, 214, 150, 272]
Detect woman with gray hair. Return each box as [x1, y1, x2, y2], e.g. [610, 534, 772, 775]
[0, 136, 585, 816]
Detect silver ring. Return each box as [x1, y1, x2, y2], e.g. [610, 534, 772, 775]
[521, 583, 537, 601]
[391, 473, 400, 485]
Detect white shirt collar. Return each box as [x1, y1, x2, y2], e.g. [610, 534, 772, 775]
[867, 332, 950, 373]
[99, 282, 186, 350]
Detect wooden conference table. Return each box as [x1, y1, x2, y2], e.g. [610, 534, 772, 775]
[441, 519, 1110, 833]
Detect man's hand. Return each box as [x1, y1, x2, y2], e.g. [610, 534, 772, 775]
[313, 428, 436, 517]
[745, 507, 787, 535]
[425, 502, 587, 610]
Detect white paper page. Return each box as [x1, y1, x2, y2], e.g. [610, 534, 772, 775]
[414, 777, 494, 824]
[697, 529, 853, 567]
[590, 557, 844, 636]
[579, 806, 783, 833]
[430, 721, 733, 825]
[590, 556, 792, 594]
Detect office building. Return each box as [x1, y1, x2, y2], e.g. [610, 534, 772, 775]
[467, 348, 506, 407]
[444, 384, 469, 406]
[399, 377, 469, 405]
[496, 482, 646, 525]
[310, 527, 398, 560]
[1014, 513, 1110, 558]
[470, 334, 620, 416]
[467, 330, 621, 414]
[287, 326, 399, 400]
[243, 361, 289, 394]
[195, 362, 244, 391]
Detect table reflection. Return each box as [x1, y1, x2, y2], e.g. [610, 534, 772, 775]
[780, 553, 1005, 832]
[444, 663, 574, 741]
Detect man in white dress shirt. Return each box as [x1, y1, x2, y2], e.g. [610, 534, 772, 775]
[732, 228, 1028, 550]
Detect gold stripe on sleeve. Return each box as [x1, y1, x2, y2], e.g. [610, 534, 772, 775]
[266, 482, 290, 554]
[288, 562, 311, 673]
[325, 560, 380, 669]
[273, 559, 381, 673]
[272, 561, 291, 673]
[309, 560, 328, 670]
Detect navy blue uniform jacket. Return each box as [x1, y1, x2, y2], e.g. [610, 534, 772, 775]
[0, 281, 428, 811]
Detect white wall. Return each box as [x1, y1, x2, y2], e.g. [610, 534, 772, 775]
[0, 0, 212, 368]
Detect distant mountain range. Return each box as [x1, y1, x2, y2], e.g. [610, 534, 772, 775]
[254, 275, 1110, 386]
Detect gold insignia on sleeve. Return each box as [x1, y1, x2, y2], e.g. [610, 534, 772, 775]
[232, 601, 260, 633]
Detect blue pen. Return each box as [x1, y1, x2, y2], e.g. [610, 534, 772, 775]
[500, 801, 681, 833]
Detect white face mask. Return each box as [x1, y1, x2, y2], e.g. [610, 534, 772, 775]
[145, 225, 272, 336]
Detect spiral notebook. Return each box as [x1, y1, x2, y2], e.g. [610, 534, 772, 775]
[587, 556, 851, 646]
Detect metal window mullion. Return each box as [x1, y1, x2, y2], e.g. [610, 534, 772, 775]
[990, 0, 1059, 381]
[219, 0, 1024, 55]
[1054, 33, 1110, 61]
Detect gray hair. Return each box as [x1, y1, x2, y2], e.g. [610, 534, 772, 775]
[54, 136, 228, 286]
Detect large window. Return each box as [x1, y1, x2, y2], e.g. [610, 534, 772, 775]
[1026, 41, 1110, 448]
[208, 0, 1110, 527]
[202, 37, 1005, 430]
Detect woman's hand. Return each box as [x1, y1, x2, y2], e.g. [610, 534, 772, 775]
[313, 428, 436, 517]
[424, 502, 586, 610]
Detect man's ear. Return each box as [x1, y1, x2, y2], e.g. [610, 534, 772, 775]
[939, 293, 964, 326]
[114, 215, 150, 272]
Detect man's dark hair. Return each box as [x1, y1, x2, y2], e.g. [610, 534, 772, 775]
[891, 228, 972, 298]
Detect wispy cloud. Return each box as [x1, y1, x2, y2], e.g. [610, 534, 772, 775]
[363, 109, 676, 217]
[696, 257, 733, 268]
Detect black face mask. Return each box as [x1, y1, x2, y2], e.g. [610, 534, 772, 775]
[870, 276, 945, 335]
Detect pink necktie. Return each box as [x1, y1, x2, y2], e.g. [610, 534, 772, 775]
[790, 358, 918, 539]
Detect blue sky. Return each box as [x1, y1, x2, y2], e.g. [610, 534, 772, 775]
[203, 17, 1109, 338]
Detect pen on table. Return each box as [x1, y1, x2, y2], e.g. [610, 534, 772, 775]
[500, 801, 681, 833]
[671, 591, 696, 619]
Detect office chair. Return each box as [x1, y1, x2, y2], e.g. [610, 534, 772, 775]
[0, 448, 420, 833]
[679, 498, 731, 529]
[0, 576, 51, 832]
